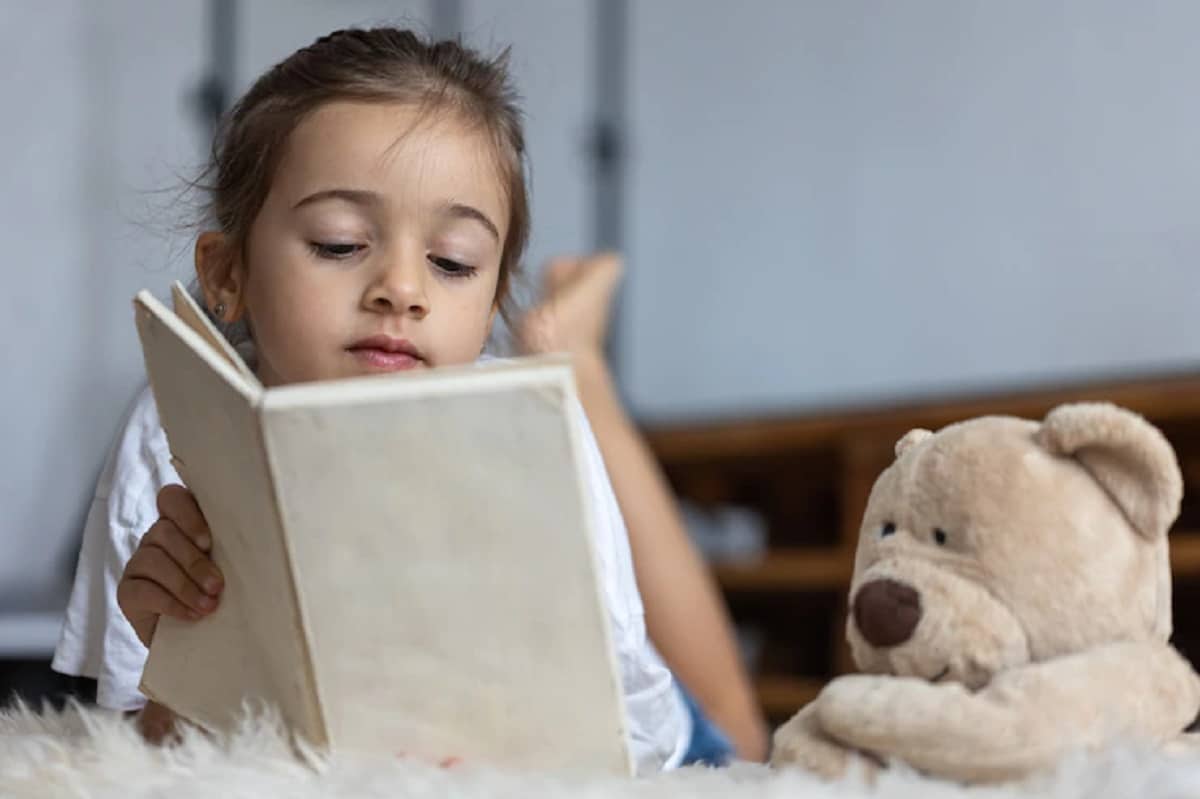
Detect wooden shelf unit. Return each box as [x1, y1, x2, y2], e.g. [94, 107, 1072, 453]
[644, 370, 1200, 725]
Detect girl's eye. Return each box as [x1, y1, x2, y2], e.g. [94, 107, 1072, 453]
[429, 255, 478, 278]
[309, 241, 365, 259]
[933, 528, 948, 546]
[880, 521, 896, 538]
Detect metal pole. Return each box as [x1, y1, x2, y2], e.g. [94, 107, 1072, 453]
[194, 0, 237, 137]
[592, 0, 628, 371]
[430, 0, 464, 40]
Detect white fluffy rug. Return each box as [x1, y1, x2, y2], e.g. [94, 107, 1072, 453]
[3, 704, 1200, 798]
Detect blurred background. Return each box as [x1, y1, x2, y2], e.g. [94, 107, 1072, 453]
[3, 1, 1199, 725]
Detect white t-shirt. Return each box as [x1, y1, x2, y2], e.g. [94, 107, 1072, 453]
[53, 383, 690, 773]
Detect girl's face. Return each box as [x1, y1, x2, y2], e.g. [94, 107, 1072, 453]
[199, 101, 508, 386]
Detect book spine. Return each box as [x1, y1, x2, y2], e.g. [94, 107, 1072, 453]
[253, 407, 331, 749]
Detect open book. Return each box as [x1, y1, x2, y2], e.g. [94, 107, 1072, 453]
[132, 283, 633, 775]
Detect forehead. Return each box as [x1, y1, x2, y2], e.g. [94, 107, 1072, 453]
[271, 100, 508, 220]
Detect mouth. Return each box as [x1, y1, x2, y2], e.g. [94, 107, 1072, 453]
[347, 335, 425, 372]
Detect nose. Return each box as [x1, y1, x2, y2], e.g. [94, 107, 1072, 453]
[364, 252, 429, 318]
[852, 578, 921, 648]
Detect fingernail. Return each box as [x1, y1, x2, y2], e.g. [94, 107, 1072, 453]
[203, 575, 221, 594]
[187, 610, 201, 621]
[197, 535, 212, 551]
[198, 595, 217, 611]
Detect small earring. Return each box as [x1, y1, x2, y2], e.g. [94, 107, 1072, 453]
[214, 302, 226, 318]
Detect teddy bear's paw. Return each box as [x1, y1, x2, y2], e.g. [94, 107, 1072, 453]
[770, 704, 882, 783]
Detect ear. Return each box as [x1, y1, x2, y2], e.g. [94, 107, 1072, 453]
[895, 429, 933, 458]
[194, 231, 246, 322]
[1036, 402, 1182, 540]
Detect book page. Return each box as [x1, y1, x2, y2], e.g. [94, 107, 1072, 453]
[133, 291, 325, 745]
[259, 361, 632, 774]
[169, 282, 257, 385]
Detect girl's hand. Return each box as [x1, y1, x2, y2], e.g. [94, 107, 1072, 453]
[137, 700, 182, 745]
[117, 484, 224, 647]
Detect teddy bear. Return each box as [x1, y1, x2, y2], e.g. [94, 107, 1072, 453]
[770, 402, 1200, 783]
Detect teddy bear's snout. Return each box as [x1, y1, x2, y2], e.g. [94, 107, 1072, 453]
[853, 578, 922, 648]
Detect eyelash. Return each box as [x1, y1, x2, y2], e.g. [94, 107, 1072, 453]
[428, 255, 478, 279]
[307, 243, 478, 280]
[309, 241, 364, 260]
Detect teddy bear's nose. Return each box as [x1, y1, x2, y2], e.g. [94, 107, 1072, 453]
[853, 578, 922, 647]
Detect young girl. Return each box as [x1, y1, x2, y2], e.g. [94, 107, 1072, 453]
[50, 28, 696, 773]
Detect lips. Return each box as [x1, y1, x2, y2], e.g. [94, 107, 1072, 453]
[347, 335, 424, 371]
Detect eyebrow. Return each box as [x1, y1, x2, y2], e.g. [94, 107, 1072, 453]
[292, 188, 382, 210]
[441, 202, 501, 243]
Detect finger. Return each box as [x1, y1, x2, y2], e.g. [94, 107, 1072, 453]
[124, 546, 218, 615]
[143, 518, 223, 596]
[117, 575, 199, 623]
[157, 484, 211, 551]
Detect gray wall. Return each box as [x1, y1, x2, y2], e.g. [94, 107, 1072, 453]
[624, 0, 1200, 420]
[1, 1, 208, 609]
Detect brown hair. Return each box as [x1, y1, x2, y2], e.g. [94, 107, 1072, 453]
[201, 27, 529, 321]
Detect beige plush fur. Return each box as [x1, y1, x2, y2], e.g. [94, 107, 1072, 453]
[771, 402, 1200, 784]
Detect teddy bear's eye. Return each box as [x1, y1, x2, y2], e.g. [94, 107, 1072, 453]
[880, 522, 897, 538]
[933, 528, 948, 546]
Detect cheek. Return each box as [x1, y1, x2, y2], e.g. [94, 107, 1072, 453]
[245, 263, 308, 337]
[240, 252, 342, 382]
[242, 218, 335, 329]
[435, 281, 499, 363]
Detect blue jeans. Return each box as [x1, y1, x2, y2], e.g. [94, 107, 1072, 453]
[678, 686, 735, 767]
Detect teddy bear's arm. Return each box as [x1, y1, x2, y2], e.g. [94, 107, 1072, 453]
[816, 641, 1200, 783]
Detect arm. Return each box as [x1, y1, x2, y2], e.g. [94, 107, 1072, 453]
[572, 350, 768, 761]
[817, 641, 1200, 782]
[53, 388, 220, 742]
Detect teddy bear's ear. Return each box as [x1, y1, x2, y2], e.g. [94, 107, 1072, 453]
[1036, 402, 1182, 540]
[895, 429, 933, 458]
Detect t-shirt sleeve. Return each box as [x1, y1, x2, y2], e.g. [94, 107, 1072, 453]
[51, 386, 180, 711]
[570, 398, 691, 773]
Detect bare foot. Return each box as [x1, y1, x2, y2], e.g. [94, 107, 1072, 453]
[517, 252, 624, 356]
